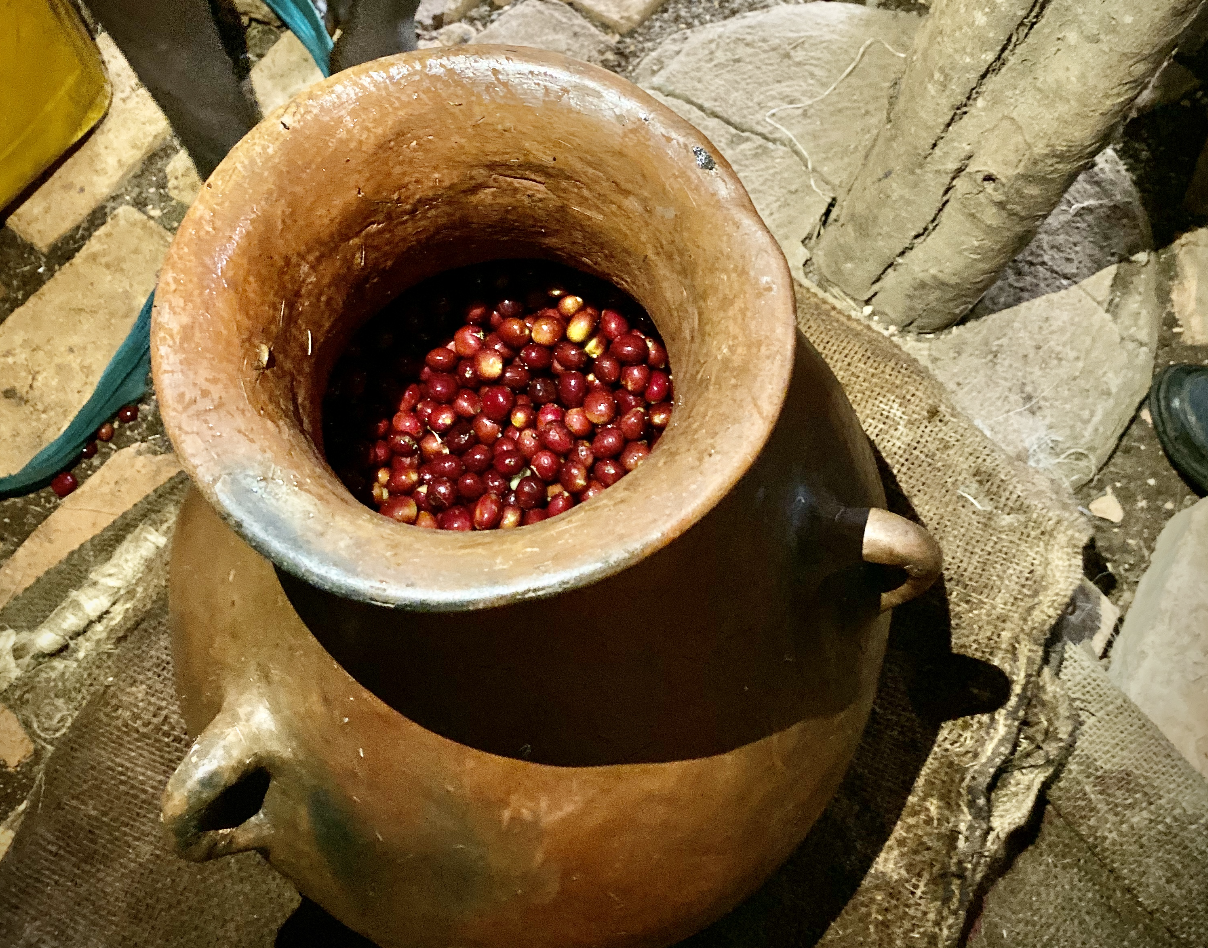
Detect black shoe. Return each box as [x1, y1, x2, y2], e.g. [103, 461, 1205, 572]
[1151, 364, 1208, 494]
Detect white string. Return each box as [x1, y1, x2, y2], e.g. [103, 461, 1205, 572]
[765, 39, 909, 201]
[956, 490, 988, 511]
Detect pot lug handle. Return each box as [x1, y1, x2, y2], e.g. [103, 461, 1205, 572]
[861, 508, 943, 612]
[162, 697, 276, 861]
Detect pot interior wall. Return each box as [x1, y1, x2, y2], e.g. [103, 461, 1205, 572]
[251, 158, 739, 481]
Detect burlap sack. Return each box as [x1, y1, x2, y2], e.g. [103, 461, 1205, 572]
[968, 645, 1208, 948]
[0, 283, 1089, 947]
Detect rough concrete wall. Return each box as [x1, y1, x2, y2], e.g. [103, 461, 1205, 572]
[811, 0, 1206, 331]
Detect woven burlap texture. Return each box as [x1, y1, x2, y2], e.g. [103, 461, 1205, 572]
[970, 645, 1208, 947]
[0, 283, 1088, 947]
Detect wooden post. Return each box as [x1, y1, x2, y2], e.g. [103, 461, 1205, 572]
[810, 0, 1206, 332]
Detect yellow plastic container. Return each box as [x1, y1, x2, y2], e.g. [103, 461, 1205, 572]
[0, 0, 111, 213]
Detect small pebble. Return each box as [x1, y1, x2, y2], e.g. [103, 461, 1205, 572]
[1088, 491, 1124, 524]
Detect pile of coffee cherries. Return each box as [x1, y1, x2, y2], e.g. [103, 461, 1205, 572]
[49, 403, 140, 498]
[324, 266, 673, 531]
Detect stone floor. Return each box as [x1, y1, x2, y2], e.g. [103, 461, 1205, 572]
[2, 0, 1207, 889]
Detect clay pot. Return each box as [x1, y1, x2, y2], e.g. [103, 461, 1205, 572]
[152, 48, 941, 948]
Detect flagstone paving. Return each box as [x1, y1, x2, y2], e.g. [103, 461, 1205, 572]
[0, 444, 180, 611]
[0, 207, 171, 479]
[6, 35, 171, 253]
[251, 31, 325, 116]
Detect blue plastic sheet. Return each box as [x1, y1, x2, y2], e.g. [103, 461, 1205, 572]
[0, 292, 154, 497]
[263, 0, 333, 77]
[0, 5, 333, 498]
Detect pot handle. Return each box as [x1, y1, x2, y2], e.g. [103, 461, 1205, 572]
[861, 508, 943, 612]
[162, 698, 276, 861]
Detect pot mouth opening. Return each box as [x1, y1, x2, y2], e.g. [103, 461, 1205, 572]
[152, 46, 797, 610]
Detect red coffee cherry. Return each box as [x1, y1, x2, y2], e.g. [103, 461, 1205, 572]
[51, 471, 78, 497]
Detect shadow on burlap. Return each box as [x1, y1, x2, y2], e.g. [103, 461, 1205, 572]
[0, 283, 1088, 947]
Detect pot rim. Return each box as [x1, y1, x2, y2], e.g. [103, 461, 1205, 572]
[151, 46, 796, 611]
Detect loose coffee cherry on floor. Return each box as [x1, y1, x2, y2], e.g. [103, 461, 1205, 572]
[324, 266, 674, 529]
[97, 422, 115, 442]
[117, 404, 139, 423]
[51, 471, 78, 498]
[81, 440, 98, 460]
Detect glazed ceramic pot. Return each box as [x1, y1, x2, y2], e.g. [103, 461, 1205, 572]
[152, 47, 941, 948]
